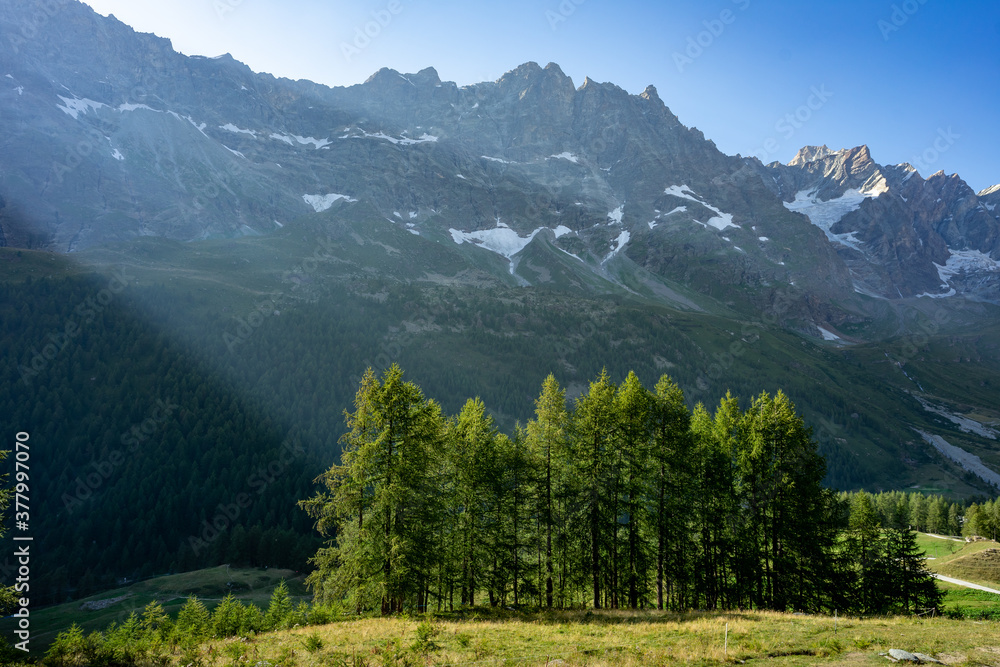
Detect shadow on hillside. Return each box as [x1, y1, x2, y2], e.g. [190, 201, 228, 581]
[427, 606, 770, 626]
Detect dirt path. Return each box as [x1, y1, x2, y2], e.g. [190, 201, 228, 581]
[931, 574, 1000, 595]
[924, 533, 964, 542]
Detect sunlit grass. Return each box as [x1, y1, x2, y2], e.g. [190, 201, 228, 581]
[184, 608, 1000, 666]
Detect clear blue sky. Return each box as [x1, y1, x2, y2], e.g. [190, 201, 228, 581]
[81, 0, 1000, 191]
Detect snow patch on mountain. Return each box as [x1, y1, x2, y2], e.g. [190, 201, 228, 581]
[118, 102, 157, 112]
[817, 326, 840, 341]
[664, 185, 737, 231]
[916, 288, 957, 299]
[57, 95, 105, 119]
[111, 149, 124, 161]
[783, 188, 879, 250]
[919, 249, 1000, 297]
[272, 133, 332, 149]
[303, 193, 358, 212]
[221, 123, 257, 137]
[603, 230, 630, 264]
[608, 206, 624, 225]
[938, 249, 1000, 281]
[549, 152, 580, 163]
[553, 225, 572, 238]
[186, 117, 209, 137]
[482, 156, 514, 164]
[449, 222, 542, 259]
[350, 130, 438, 146]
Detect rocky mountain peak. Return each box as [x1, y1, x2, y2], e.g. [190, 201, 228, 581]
[411, 66, 441, 87]
[494, 61, 576, 106]
[640, 84, 662, 105]
[789, 145, 833, 166]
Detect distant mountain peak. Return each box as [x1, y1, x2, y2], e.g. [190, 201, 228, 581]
[789, 145, 834, 166]
[641, 84, 662, 105]
[412, 67, 441, 86]
[980, 184, 1000, 197]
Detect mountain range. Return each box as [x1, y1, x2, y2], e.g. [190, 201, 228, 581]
[3, 0, 999, 310]
[2, 0, 1000, 592]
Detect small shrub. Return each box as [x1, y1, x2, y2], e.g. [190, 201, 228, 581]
[410, 621, 439, 653]
[45, 624, 86, 666]
[303, 632, 324, 653]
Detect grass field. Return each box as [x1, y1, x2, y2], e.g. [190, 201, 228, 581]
[916, 533, 1000, 622]
[917, 533, 966, 560]
[185, 608, 1000, 666]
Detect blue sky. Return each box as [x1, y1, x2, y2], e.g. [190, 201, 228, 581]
[81, 0, 1000, 190]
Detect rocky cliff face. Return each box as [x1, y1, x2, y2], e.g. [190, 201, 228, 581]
[748, 144, 1000, 300]
[1, 0, 997, 310]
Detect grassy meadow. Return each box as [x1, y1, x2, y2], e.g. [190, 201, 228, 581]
[190, 608, 1000, 667]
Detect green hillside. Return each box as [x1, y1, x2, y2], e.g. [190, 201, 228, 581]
[2, 213, 999, 601]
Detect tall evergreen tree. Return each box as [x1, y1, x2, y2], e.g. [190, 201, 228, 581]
[737, 391, 836, 611]
[648, 375, 693, 610]
[847, 492, 885, 614]
[448, 397, 503, 607]
[613, 371, 652, 609]
[570, 370, 617, 609]
[299, 365, 445, 614]
[525, 374, 568, 608]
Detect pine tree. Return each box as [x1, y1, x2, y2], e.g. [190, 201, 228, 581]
[737, 391, 834, 611]
[570, 370, 617, 609]
[648, 375, 693, 610]
[908, 493, 927, 531]
[690, 402, 734, 610]
[613, 371, 652, 609]
[299, 365, 445, 614]
[264, 580, 293, 630]
[884, 525, 943, 614]
[174, 595, 211, 644]
[525, 374, 568, 608]
[847, 492, 885, 614]
[448, 397, 503, 607]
